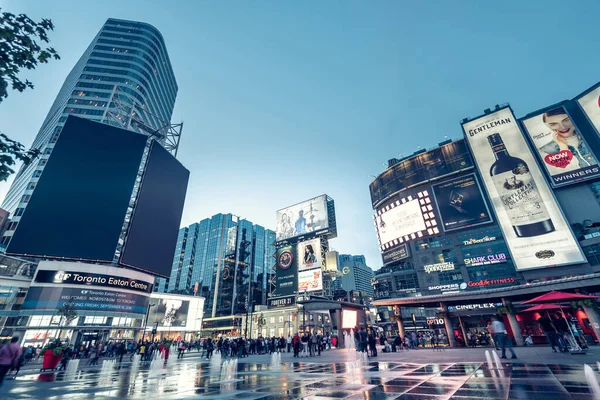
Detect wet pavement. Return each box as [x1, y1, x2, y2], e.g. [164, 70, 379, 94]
[2, 352, 600, 399]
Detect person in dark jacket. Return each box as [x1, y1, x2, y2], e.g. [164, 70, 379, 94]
[552, 313, 569, 352]
[368, 331, 377, 357]
[358, 327, 368, 353]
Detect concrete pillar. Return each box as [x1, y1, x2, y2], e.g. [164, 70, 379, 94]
[582, 304, 600, 344]
[333, 309, 343, 347]
[393, 306, 405, 338]
[458, 315, 468, 347]
[440, 302, 456, 348]
[503, 299, 524, 346]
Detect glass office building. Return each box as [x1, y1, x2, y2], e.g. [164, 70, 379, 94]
[163, 214, 276, 319]
[1, 18, 178, 245]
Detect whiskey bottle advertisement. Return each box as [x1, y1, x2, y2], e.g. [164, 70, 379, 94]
[462, 106, 585, 271]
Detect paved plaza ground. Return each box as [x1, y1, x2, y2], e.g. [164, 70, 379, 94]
[2, 346, 600, 399]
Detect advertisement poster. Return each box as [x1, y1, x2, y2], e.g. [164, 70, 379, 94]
[148, 298, 189, 327]
[522, 105, 600, 186]
[375, 199, 426, 245]
[432, 174, 492, 231]
[276, 195, 329, 241]
[577, 86, 600, 136]
[275, 245, 298, 296]
[22, 286, 150, 314]
[462, 107, 585, 270]
[297, 238, 322, 271]
[298, 268, 323, 292]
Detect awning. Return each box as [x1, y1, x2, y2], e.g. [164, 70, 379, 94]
[521, 291, 598, 304]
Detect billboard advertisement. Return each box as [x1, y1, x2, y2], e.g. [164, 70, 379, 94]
[432, 174, 492, 231]
[375, 190, 439, 250]
[522, 105, 600, 187]
[22, 286, 150, 314]
[148, 297, 190, 327]
[7, 116, 147, 262]
[577, 85, 600, 136]
[298, 268, 323, 292]
[276, 195, 329, 242]
[34, 269, 153, 294]
[120, 141, 189, 277]
[297, 238, 322, 271]
[462, 107, 585, 270]
[275, 245, 298, 296]
[369, 139, 474, 207]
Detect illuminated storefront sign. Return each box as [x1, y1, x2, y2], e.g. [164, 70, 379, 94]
[424, 262, 454, 274]
[467, 277, 515, 288]
[426, 318, 444, 325]
[464, 252, 507, 267]
[462, 236, 497, 246]
[428, 283, 460, 291]
[448, 302, 502, 311]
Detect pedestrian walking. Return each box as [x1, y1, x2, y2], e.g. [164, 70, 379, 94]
[287, 335, 292, 353]
[58, 349, 71, 371]
[368, 331, 377, 357]
[538, 314, 559, 352]
[0, 337, 22, 387]
[491, 316, 517, 359]
[359, 327, 368, 353]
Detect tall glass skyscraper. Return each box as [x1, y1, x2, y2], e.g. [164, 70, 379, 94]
[1, 18, 178, 244]
[161, 214, 276, 318]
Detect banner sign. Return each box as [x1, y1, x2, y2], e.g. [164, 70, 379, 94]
[22, 286, 150, 314]
[381, 244, 409, 265]
[424, 262, 454, 274]
[268, 296, 296, 309]
[462, 106, 585, 271]
[34, 269, 153, 294]
[522, 105, 600, 187]
[275, 245, 298, 296]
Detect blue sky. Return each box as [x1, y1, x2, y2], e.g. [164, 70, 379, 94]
[1, 0, 599, 269]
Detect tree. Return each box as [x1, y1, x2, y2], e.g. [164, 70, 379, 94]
[0, 9, 60, 102]
[0, 133, 40, 181]
[0, 9, 59, 182]
[55, 298, 78, 341]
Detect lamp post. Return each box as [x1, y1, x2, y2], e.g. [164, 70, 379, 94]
[142, 304, 156, 342]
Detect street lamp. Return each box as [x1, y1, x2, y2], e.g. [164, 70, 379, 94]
[142, 304, 156, 342]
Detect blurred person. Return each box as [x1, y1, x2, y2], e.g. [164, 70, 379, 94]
[491, 316, 517, 359]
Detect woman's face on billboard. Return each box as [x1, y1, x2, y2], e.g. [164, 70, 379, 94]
[545, 113, 575, 137]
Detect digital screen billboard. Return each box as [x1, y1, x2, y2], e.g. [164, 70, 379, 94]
[275, 245, 298, 296]
[369, 139, 474, 207]
[34, 269, 153, 294]
[297, 238, 322, 271]
[7, 117, 147, 261]
[148, 297, 190, 327]
[462, 107, 585, 270]
[120, 141, 189, 277]
[577, 85, 600, 137]
[431, 173, 492, 231]
[298, 268, 323, 292]
[522, 105, 600, 187]
[22, 286, 150, 314]
[276, 195, 329, 242]
[342, 310, 357, 329]
[374, 190, 439, 250]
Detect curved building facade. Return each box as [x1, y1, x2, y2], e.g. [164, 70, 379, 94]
[2, 18, 178, 237]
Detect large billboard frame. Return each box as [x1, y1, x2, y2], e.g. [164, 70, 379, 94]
[576, 82, 600, 139]
[521, 102, 600, 188]
[462, 105, 586, 272]
[275, 194, 337, 245]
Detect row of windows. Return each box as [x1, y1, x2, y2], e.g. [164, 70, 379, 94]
[79, 74, 147, 98]
[102, 24, 176, 85]
[93, 46, 161, 77]
[82, 66, 168, 121]
[99, 31, 176, 99]
[67, 98, 108, 107]
[96, 37, 176, 93]
[63, 107, 105, 116]
[72, 89, 112, 98]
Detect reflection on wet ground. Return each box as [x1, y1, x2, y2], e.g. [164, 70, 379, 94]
[3, 357, 600, 399]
